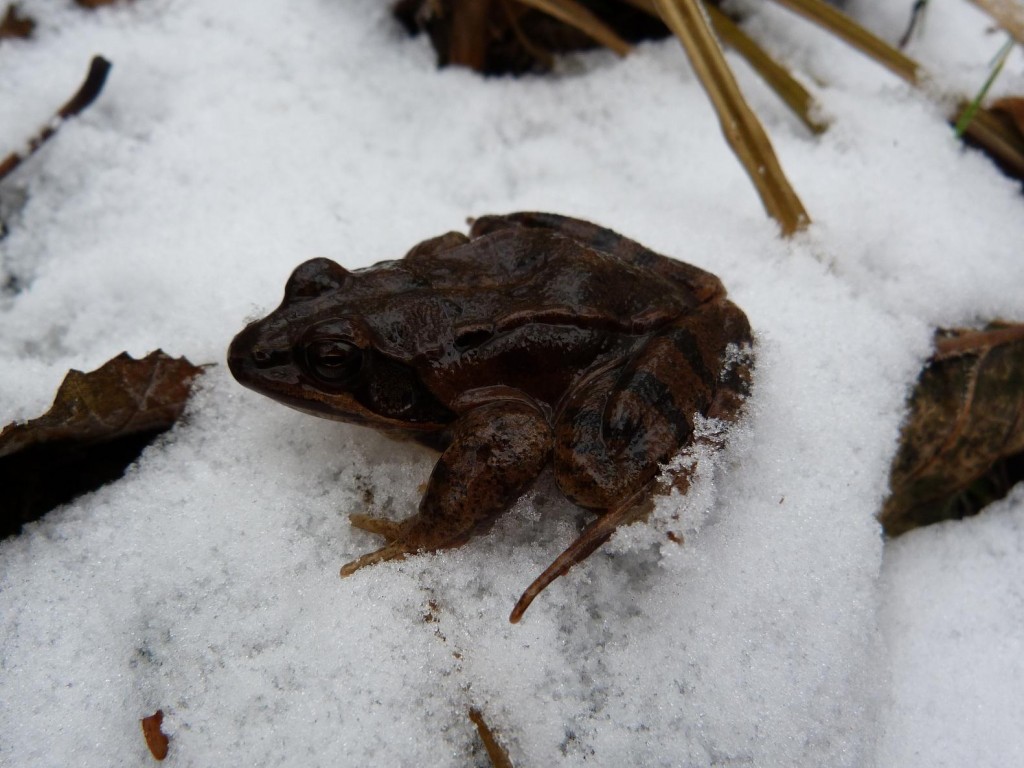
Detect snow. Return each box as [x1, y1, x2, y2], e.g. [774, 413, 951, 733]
[878, 485, 1024, 768]
[1, 0, 1022, 765]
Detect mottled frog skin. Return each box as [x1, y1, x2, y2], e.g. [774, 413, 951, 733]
[228, 213, 752, 621]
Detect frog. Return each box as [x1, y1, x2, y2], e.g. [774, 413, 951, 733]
[228, 212, 753, 622]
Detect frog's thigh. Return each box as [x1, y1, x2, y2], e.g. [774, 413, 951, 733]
[554, 323, 718, 509]
[401, 399, 553, 551]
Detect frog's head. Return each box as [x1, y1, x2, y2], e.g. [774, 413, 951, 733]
[228, 258, 453, 432]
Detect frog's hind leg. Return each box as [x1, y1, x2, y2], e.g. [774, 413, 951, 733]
[509, 491, 648, 623]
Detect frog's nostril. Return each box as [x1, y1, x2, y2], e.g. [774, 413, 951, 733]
[252, 347, 272, 365]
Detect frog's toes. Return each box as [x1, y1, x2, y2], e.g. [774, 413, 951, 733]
[340, 541, 411, 577]
[509, 493, 647, 623]
[348, 513, 404, 541]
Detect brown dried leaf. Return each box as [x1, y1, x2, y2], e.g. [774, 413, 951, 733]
[880, 323, 1024, 536]
[0, 3, 35, 39]
[957, 96, 1024, 183]
[991, 96, 1024, 134]
[958, 102, 1024, 183]
[0, 351, 204, 537]
[75, 0, 124, 8]
[393, 0, 665, 74]
[140, 709, 169, 761]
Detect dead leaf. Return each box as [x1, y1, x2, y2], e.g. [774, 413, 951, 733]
[75, 0, 125, 8]
[0, 351, 204, 538]
[393, 0, 664, 74]
[880, 323, 1024, 536]
[963, 97, 1024, 183]
[140, 709, 169, 761]
[991, 96, 1024, 135]
[0, 3, 34, 39]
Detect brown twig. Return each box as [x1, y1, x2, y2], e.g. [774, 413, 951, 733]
[934, 323, 1024, 359]
[898, 0, 929, 49]
[469, 709, 514, 768]
[0, 56, 112, 183]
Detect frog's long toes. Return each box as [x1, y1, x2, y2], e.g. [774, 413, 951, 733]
[339, 542, 410, 577]
[348, 513, 404, 541]
[509, 495, 647, 623]
[510, 561, 563, 624]
[510, 542, 596, 623]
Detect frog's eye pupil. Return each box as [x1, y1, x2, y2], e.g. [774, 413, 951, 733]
[307, 339, 362, 383]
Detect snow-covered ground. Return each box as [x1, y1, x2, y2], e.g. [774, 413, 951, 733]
[1, 1, 1022, 765]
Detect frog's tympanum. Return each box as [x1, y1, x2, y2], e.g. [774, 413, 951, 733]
[228, 213, 752, 622]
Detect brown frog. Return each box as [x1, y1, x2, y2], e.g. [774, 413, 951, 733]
[228, 213, 752, 622]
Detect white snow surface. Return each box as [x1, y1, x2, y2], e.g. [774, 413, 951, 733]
[1, 1, 1022, 766]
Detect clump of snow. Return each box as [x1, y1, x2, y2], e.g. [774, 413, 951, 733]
[1, 0, 1023, 766]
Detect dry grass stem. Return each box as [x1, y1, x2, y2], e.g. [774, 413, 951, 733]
[704, 4, 828, 134]
[653, 0, 810, 235]
[768, 0, 920, 84]
[763, 0, 1024, 176]
[516, 0, 633, 56]
[622, 0, 828, 133]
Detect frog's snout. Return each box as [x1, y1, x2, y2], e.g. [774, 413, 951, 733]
[228, 322, 276, 383]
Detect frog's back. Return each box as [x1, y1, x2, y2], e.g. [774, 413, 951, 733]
[408, 227, 703, 335]
[467, 212, 727, 305]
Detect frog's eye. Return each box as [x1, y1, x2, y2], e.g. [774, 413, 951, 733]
[305, 339, 363, 384]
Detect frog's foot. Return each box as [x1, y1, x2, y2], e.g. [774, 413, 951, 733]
[348, 513, 404, 541]
[341, 514, 412, 576]
[509, 492, 647, 623]
[340, 541, 412, 577]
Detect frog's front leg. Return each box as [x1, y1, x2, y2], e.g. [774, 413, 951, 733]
[340, 397, 553, 577]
